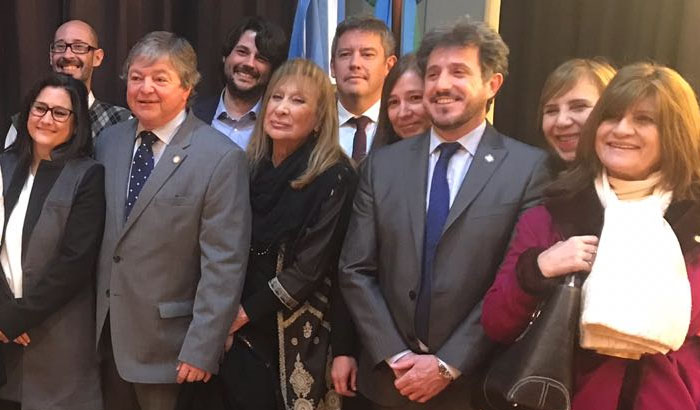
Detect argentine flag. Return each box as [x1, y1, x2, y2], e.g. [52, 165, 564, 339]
[288, 0, 345, 73]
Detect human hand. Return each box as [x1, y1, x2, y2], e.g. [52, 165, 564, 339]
[176, 362, 212, 384]
[537, 235, 599, 278]
[331, 355, 358, 397]
[0, 330, 8, 343]
[391, 352, 418, 379]
[13, 332, 30, 346]
[391, 354, 450, 403]
[231, 307, 249, 333]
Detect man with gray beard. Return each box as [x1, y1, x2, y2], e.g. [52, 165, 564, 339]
[193, 17, 286, 150]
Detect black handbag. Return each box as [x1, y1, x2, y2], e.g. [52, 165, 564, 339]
[481, 274, 580, 410]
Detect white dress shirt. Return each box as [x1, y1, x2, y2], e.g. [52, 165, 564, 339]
[5, 92, 96, 149]
[210, 89, 260, 150]
[127, 110, 186, 196]
[1, 172, 35, 297]
[337, 99, 380, 156]
[386, 121, 487, 380]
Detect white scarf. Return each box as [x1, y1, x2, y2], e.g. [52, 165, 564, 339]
[579, 170, 691, 359]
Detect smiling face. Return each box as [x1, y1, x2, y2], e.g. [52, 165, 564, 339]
[542, 78, 601, 162]
[331, 30, 395, 110]
[50, 20, 103, 89]
[263, 76, 319, 148]
[28, 86, 75, 159]
[386, 70, 430, 138]
[223, 30, 273, 100]
[595, 96, 661, 181]
[423, 45, 502, 140]
[126, 56, 191, 130]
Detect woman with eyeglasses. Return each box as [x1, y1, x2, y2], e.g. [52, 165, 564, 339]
[0, 72, 105, 410]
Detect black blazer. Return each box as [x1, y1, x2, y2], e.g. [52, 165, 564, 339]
[191, 94, 220, 125]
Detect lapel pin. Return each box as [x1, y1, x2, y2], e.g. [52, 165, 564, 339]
[172, 155, 181, 164]
[484, 154, 494, 163]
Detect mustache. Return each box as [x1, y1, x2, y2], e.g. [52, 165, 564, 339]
[56, 57, 83, 68]
[233, 64, 259, 79]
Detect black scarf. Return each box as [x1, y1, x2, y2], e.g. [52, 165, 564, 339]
[250, 139, 339, 249]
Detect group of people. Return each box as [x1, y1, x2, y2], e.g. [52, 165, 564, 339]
[0, 10, 699, 410]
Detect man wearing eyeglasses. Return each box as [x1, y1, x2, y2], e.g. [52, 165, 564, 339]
[4, 20, 130, 147]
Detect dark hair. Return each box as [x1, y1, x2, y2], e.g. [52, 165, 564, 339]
[548, 62, 700, 201]
[416, 17, 508, 110]
[221, 16, 288, 73]
[14, 72, 92, 165]
[373, 54, 421, 149]
[331, 15, 396, 59]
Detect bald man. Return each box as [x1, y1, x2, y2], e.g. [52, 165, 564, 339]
[4, 20, 130, 146]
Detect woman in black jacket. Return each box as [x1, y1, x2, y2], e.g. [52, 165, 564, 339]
[0, 73, 105, 410]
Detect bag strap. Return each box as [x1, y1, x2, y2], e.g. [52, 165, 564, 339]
[616, 359, 643, 410]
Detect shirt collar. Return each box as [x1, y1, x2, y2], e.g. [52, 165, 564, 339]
[88, 91, 96, 108]
[216, 89, 261, 121]
[337, 98, 381, 126]
[429, 121, 486, 156]
[136, 109, 187, 145]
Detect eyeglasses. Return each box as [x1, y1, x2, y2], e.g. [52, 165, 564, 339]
[50, 41, 97, 54]
[30, 102, 74, 122]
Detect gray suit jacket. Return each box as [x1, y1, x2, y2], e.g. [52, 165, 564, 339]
[95, 111, 251, 383]
[339, 126, 550, 408]
[0, 152, 105, 410]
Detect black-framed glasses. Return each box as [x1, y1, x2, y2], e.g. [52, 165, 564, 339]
[50, 41, 97, 54]
[30, 102, 74, 122]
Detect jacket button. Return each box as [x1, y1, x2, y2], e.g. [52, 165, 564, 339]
[113, 255, 121, 263]
[409, 290, 416, 300]
[105, 289, 110, 297]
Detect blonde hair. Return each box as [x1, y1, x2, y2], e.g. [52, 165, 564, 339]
[248, 59, 346, 189]
[550, 62, 700, 200]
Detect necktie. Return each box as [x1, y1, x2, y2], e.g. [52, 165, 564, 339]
[415, 142, 461, 344]
[125, 131, 158, 219]
[350, 116, 371, 162]
[217, 111, 229, 121]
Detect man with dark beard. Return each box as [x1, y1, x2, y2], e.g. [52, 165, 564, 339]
[4, 20, 130, 147]
[193, 17, 286, 150]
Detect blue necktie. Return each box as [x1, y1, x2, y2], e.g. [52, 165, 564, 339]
[125, 131, 157, 219]
[415, 142, 461, 344]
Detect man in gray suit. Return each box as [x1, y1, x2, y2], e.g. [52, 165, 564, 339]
[95, 31, 251, 410]
[339, 19, 550, 409]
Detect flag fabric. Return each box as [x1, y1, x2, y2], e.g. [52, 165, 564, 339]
[371, 0, 422, 56]
[373, 0, 392, 30]
[288, 0, 344, 73]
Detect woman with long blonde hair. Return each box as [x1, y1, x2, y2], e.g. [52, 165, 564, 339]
[221, 59, 357, 410]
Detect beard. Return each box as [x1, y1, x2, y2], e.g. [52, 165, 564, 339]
[430, 98, 486, 132]
[225, 64, 267, 102]
[54, 57, 91, 83]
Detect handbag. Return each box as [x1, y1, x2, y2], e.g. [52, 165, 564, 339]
[481, 274, 580, 410]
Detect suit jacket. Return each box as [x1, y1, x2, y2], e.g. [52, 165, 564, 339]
[191, 95, 219, 125]
[339, 125, 550, 408]
[94, 111, 251, 383]
[0, 150, 105, 410]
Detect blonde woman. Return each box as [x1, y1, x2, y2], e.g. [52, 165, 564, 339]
[221, 59, 357, 410]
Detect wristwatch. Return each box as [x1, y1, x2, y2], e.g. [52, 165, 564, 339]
[437, 359, 454, 382]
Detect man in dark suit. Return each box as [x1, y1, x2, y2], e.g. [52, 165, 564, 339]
[95, 31, 251, 410]
[192, 17, 286, 149]
[339, 19, 551, 409]
[4, 20, 130, 147]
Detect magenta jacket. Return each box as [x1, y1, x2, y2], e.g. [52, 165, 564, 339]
[482, 184, 700, 410]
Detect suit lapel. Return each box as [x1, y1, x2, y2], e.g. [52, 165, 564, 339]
[118, 113, 194, 238]
[443, 125, 507, 234]
[406, 135, 430, 259]
[113, 120, 138, 229]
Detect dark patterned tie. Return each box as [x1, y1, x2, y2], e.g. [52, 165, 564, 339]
[415, 142, 461, 343]
[125, 131, 158, 219]
[350, 116, 371, 162]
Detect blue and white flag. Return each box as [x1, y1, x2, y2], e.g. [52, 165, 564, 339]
[371, 0, 422, 55]
[288, 0, 345, 73]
